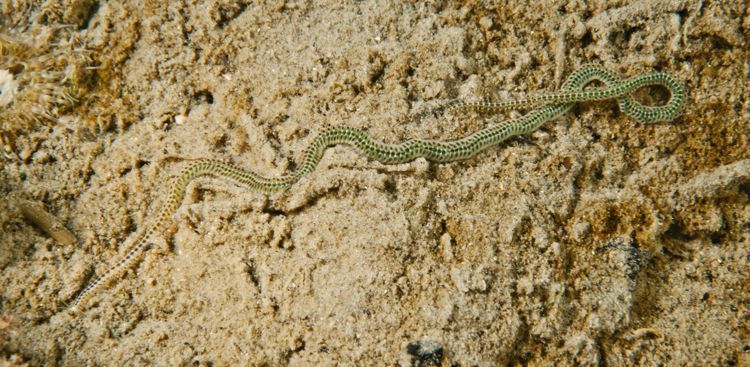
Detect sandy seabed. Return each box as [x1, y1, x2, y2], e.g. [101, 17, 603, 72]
[1, 1, 748, 366]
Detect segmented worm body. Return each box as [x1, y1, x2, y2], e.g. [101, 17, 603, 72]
[68, 65, 686, 313]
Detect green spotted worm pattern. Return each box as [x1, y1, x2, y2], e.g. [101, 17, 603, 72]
[68, 65, 686, 314]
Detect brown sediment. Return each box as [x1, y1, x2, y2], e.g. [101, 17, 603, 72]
[0, 1, 748, 366]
